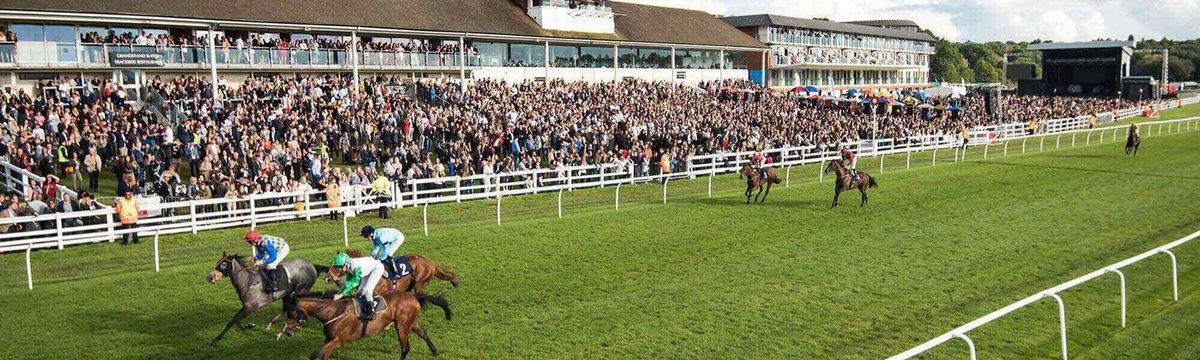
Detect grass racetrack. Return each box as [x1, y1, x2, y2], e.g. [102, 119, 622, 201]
[2, 111, 1200, 359]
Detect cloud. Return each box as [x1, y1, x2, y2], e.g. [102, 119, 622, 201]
[622, 0, 1200, 42]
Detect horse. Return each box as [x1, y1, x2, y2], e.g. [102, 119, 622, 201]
[327, 250, 460, 296]
[286, 291, 452, 360]
[823, 159, 878, 208]
[1125, 130, 1141, 157]
[206, 252, 324, 346]
[738, 164, 781, 204]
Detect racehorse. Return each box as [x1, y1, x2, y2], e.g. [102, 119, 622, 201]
[206, 252, 324, 346]
[823, 159, 878, 208]
[327, 251, 460, 296]
[1125, 129, 1141, 157]
[286, 291, 451, 360]
[738, 164, 781, 204]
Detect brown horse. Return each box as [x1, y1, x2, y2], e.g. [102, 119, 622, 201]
[738, 164, 782, 204]
[824, 159, 878, 208]
[327, 250, 460, 296]
[287, 291, 451, 360]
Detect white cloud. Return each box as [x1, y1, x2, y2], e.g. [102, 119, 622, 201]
[622, 0, 1200, 42]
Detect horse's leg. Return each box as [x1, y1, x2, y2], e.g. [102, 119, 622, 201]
[210, 306, 254, 346]
[831, 189, 841, 208]
[760, 182, 771, 203]
[412, 322, 438, 356]
[745, 187, 752, 204]
[398, 323, 412, 360]
[264, 312, 285, 332]
[860, 186, 869, 207]
[754, 185, 764, 203]
[310, 338, 342, 360]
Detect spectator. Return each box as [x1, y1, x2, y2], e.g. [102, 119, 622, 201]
[55, 192, 80, 227]
[83, 147, 102, 192]
[114, 191, 140, 245]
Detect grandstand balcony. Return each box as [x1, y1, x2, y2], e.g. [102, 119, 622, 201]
[0, 43, 481, 71]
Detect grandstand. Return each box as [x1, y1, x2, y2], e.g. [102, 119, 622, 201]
[0, 0, 764, 95]
[721, 14, 935, 91]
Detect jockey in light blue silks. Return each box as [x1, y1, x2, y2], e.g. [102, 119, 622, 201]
[246, 230, 289, 293]
[363, 225, 407, 278]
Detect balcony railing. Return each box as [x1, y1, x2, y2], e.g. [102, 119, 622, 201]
[0, 43, 480, 69]
[765, 31, 936, 54]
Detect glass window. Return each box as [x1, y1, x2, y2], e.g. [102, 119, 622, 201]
[473, 42, 508, 67]
[508, 43, 545, 67]
[579, 46, 613, 68]
[44, 25, 77, 63]
[628, 47, 669, 69]
[79, 26, 105, 43]
[549, 45, 577, 67]
[12, 24, 45, 63]
[618, 47, 637, 68]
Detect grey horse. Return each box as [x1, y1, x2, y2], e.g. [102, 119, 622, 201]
[206, 252, 324, 346]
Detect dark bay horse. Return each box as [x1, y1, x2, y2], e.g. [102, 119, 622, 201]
[1126, 129, 1141, 157]
[738, 164, 781, 204]
[824, 159, 878, 208]
[287, 291, 451, 360]
[206, 252, 323, 346]
[328, 251, 460, 296]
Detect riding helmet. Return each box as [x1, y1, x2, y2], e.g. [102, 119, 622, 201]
[333, 252, 351, 267]
[244, 230, 261, 243]
[360, 225, 375, 238]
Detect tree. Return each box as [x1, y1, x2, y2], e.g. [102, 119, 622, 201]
[930, 41, 974, 83]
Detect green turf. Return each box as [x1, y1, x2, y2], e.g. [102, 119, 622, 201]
[1, 114, 1199, 360]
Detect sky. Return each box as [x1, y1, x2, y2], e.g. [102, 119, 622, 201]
[622, 0, 1200, 42]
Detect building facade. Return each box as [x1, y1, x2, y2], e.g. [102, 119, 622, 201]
[0, 0, 766, 96]
[723, 14, 935, 91]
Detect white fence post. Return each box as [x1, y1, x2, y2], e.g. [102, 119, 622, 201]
[249, 195, 257, 230]
[422, 203, 429, 236]
[906, 148, 912, 169]
[614, 183, 621, 210]
[1105, 269, 1126, 327]
[55, 213, 63, 249]
[1003, 141, 1009, 157]
[496, 194, 502, 225]
[1161, 249, 1179, 301]
[983, 143, 990, 159]
[1041, 136, 1046, 151]
[785, 165, 792, 187]
[455, 176, 462, 203]
[557, 189, 563, 218]
[1071, 133, 1077, 147]
[954, 147, 960, 163]
[25, 241, 33, 290]
[106, 212, 116, 243]
[879, 154, 885, 173]
[154, 230, 161, 273]
[191, 202, 199, 234]
[342, 208, 349, 247]
[953, 333, 977, 360]
[1046, 293, 1069, 360]
[1086, 130, 1092, 145]
[662, 178, 668, 204]
[932, 148, 938, 166]
[1056, 134, 1062, 149]
[819, 160, 826, 182]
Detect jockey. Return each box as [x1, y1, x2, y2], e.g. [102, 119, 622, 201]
[331, 252, 387, 321]
[840, 146, 858, 181]
[1130, 122, 1141, 138]
[246, 230, 289, 293]
[751, 149, 769, 181]
[363, 225, 405, 261]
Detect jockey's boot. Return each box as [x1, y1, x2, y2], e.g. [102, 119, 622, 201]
[851, 169, 859, 182]
[359, 295, 378, 321]
[261, 268, 279, 293]
[382, 257, 396, 280]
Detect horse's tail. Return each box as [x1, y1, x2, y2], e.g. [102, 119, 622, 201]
[868, 176, 879, 188]
[416, 293, 453, 321]
[771, 175, 782, 184]
[434, 264, 460, 288]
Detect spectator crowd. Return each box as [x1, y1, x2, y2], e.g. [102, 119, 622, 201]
[0, 73, 1148, 231]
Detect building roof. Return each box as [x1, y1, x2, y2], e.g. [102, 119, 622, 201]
[0, 0, 766, 49]
[721, 14, 935, 42]
[844, 19, 920, 28]
[1027, 40, 1137, 51]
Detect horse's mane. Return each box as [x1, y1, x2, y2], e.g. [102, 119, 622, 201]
[228, 253, 254, 268]
[344, 249, 364, 258]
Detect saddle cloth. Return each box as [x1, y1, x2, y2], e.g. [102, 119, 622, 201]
[384, 256, 414, 281]
[256, 266, 291, 291]
[352, 295, 389, 316]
